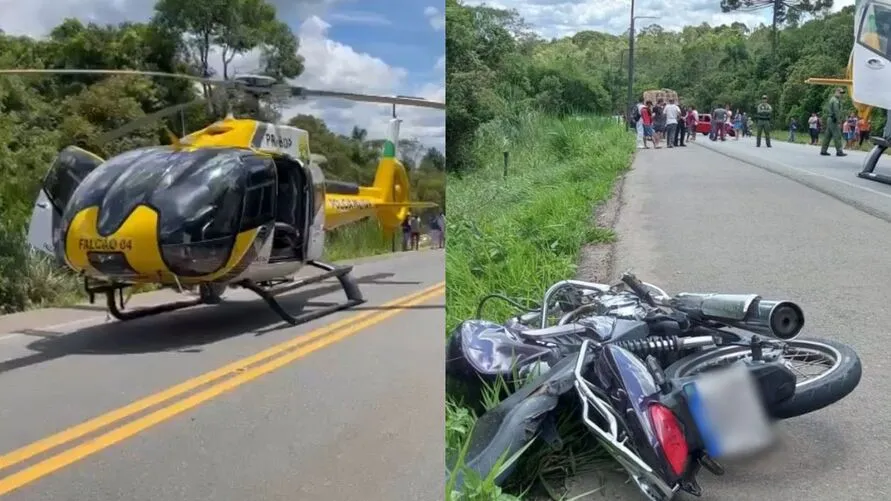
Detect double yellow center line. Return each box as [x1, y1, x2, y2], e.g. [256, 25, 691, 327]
[0, 281, 444, 496]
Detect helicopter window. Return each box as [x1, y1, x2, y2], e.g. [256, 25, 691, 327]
[63, 147, 164, 229]
[859, 1, 891, 57]
[241, 186, 275, 231]
[43, 147, 104, 213]
[240, 155, 277, 231]
[150, 148, 246, 244]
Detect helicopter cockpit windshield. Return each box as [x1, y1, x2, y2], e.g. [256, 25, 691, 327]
[858, 0, 891, 57]
[853, 0, 891, 111]
[63, 146, 252, 276]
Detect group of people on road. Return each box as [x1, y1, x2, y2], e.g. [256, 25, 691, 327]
[633, 98, 763, 148]
[401, 211, 445, 251]
[632, 88, 874, 160]
[633, 97, 695, 149]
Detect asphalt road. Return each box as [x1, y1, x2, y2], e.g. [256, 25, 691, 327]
[568, 138, 891, 500]
[0, 249, 444, 501]
[695, 135, 891, 222]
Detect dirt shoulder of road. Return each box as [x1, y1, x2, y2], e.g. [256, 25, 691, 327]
[576, 168, 628, 283]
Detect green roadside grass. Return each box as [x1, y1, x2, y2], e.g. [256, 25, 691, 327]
[321, 218, 398, 262]
[767, 128, 875, 152]
[445, 111, 636, 500]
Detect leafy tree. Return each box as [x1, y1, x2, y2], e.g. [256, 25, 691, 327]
[720, 0, 834, 53]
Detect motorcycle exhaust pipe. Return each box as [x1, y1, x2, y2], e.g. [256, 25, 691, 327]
[672, 293, 804, 340]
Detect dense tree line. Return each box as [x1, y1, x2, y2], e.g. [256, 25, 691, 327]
[0, 0, 444, 312]
[446, 0, 862, 173]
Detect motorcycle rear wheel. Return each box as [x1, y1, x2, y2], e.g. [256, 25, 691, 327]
[663, 337, 861, 419]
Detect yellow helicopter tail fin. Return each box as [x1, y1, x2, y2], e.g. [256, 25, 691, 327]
[356, 118, 438, 233]
[365, 155, 414, 233]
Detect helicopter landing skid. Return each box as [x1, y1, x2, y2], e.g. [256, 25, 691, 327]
[238, 260, 366, 326]
[857, 137, 891, 185]
[104, 288, 205, 321]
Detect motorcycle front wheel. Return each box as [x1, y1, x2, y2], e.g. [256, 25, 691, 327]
[663, 337, 862, 419]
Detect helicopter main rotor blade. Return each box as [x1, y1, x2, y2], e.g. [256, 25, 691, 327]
[93, 98, 207, 146]
[0, 68, 226, 86]
[288, 87, 445, 110]
[0, 69, 445, 109]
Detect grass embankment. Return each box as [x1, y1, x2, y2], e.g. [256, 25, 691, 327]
[0, 218, 398, 315]
[748, 128, 877, 152]
[445, 111, 635, 500]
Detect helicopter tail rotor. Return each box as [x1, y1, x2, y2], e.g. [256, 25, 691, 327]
[366, 155, 417, 232]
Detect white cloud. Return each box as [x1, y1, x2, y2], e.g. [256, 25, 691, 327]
[424, 6, 446, 31]
[461, 0, 857, 38]
[282, 16, 445, 152]
[434, 55, 445, 70]
[328, 11, 392, 26]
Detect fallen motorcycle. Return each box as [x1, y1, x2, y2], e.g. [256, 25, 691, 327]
[445, 272, 862, 500]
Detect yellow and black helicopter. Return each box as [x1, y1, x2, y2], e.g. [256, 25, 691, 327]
[0, 68, 443, 325]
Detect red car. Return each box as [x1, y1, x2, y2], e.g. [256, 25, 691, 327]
[694, 113, 736, 138]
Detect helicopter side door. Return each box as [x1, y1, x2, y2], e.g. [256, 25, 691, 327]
[305, 162, 326, 260]
[27, 146, 104, 255]
[853, 0, 891, 111]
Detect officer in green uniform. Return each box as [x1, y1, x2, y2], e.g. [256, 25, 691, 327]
[755, 95, 773, 147]
[820, 87, 847, 157]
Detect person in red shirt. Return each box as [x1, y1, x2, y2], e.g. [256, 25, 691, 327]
[641, 101, 658, 149]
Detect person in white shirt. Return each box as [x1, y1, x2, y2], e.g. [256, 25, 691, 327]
[687, 107, 700, 141]
[635, 100, 645, 148]
[663, 98, 681, 148]
[808, 112, 820, 145]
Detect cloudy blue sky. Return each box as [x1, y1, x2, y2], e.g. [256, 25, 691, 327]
[0, 0, 445, 151]
[461, 0, 856, 39]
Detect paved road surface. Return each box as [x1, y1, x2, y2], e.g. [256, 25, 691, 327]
[0, 250, 444, 501]
[568, 139, 891, 500]
[698, 136, 891, 221]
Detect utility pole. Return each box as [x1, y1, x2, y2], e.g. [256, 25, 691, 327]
[626, 0, 636, 129]
[771, 0, 781, 58]
[626, 8, 658, 128]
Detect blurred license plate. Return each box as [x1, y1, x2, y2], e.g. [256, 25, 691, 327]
[683, 363, 774, 459]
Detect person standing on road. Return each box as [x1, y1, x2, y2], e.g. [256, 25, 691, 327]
[754, 95, 773, 147]
[633, 98, 645, 148]
[641, 100, 657, 149]
[859, 115, 872, 147]
[712, 105, 727, 141]
[808, 112, 819, 144]
[664, 98, 681, 148]
[402, 212, 413, 251]
[653, 99, 666, 144]
[409, 214, 421, 250]
[429, 213, 442, 249]
[674, 101, 687, 147]
[733, 111, 743, 140]
[788, 117, 798, 142]
[820, 87, 847, 157]
[436, 211, 445, 248]
[686, 106, 698, 142]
